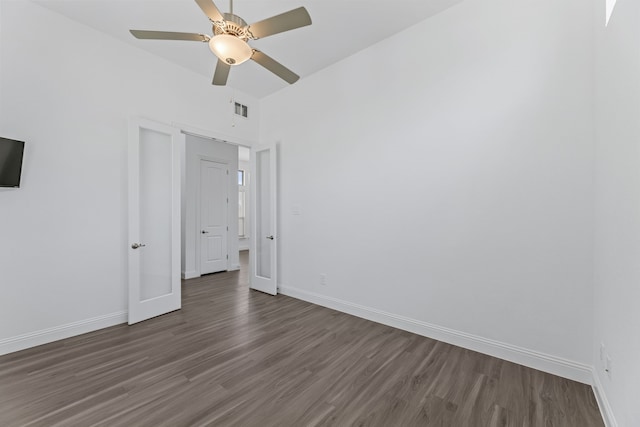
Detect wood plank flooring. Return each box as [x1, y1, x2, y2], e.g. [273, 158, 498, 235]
[0, 252, 604, 426]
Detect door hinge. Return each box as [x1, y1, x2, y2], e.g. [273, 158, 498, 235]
[226, 170, 229, 175]
[227, 226, 229, 231]
[226, 254, 229, 259]
[227, 197, 229, 203]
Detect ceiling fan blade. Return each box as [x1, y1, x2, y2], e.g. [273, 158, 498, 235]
[194, 0, 224, 22]
[130, 30, 209, 42]
[245, 7, 312, 40]
[212, 59, 231, 86]
[251, 50, 299, 84]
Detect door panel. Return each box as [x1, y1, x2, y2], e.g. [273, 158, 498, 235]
[128, 119, 182, 325]
[200, 160, 228, 274]
[256, 149, 271, 279]
[139, 128, 173, 300]
[250, 144, 277, 295]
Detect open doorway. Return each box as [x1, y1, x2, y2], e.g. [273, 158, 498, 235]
[180, 132, 252, 281]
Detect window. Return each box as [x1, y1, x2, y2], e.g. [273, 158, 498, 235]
[238, 169, 247, 238]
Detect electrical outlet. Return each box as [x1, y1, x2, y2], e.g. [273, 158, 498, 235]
[320, 274, 327, 286]
[600, 343, 605, 361]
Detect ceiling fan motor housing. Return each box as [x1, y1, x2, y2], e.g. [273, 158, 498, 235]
[214, 13, 249, 40]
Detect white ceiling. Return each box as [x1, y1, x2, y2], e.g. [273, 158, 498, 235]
[34, 0, 461, 98]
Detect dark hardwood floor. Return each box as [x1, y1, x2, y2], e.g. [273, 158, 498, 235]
[0, 251, 604, 426]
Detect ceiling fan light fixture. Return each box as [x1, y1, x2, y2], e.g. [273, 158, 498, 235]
[208, 34, 252, 65]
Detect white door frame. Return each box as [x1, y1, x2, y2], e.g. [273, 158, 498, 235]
[196, 156, 229, 275]
[171, 122, 254, 280]
[128, 117, 183, 325]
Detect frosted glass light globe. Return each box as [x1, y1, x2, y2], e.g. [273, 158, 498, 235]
[209, 34, 252, 65]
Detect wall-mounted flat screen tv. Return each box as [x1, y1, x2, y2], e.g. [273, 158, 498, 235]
[0, 137, 26, 188]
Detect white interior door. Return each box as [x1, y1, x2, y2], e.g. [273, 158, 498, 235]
[128, 118, 182, 325]
[250, 144, 277, 295]
[200, 159, 228, 275]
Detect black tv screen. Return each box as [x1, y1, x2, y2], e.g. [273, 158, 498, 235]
[0, 137, 25, 188]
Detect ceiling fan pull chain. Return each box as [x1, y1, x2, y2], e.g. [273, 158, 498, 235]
[230, 0, 233, 15]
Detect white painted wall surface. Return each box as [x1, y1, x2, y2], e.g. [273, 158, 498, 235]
[182, 134, 240, 278]
[0, 1, 258, 350]
[261, 0, 595, 369]
[593, 0, 640, 425]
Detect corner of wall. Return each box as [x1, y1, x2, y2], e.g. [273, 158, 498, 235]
[592, 368, 619, 427]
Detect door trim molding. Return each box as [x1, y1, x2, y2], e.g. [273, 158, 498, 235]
[174, 122, 255, 149]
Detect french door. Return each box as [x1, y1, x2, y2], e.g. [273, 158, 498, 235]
[128, 118, 182, 324]
[250, 144, 278, 295]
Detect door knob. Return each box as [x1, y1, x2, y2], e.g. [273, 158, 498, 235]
[131, 243, 146, 249]
[201, 230, 209, 234]
[266, 235, 274, 240]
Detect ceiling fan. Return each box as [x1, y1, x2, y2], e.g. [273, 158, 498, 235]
[130, 0, 312, 86]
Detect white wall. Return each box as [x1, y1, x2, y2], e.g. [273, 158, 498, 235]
[261, 0, 595, 379]
[593, 0, 640, 425]
[182, 134, 240, 278]
[0, 1, 258, 352]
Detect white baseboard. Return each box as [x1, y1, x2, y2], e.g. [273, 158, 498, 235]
[182, 270, 199, 280]
[592, 369, 618, 427]
[229, 264, 241, 271]
[0, 311, 127, 356]
[279, 285, 593, 385]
